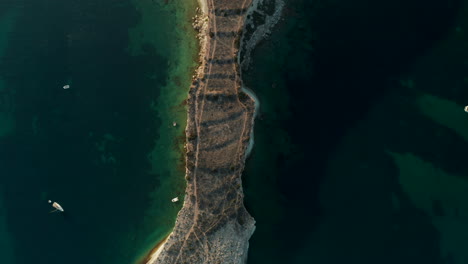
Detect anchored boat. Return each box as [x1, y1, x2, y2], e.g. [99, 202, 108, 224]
[48, 200, 64, 212]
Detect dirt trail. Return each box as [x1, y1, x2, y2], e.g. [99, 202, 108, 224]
[149, 0, 256, 263]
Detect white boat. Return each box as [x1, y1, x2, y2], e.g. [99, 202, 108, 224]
[171, 197, 179, 203]
[63, 84, 70, 89]
[464, 105, 468, 113]
[48, 200, 64, 212]
[53, 202, 64, 212]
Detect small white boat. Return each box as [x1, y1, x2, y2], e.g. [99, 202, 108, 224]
[172, 122, 177, 127]
[171, 197, 179, 203]
[48, 200, 64, 212]
[63, 84, 70, 89]
[464, 105, 468, 113]
[53, 202, 64, 212]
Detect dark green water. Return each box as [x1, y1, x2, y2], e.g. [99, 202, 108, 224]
[244, 0, 468, 263]
[0, 0, 198, 263]
[4, 0, 468, 263]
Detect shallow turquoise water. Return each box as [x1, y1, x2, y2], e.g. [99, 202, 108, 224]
[0, 0, 197, 263]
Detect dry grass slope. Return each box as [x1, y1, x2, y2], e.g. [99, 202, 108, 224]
[150, 0, 256, 263]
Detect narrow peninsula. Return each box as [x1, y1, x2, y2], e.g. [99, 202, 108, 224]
[147, 0, 256, 263]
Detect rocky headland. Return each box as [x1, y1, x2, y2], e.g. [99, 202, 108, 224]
[147, 0, 256, 263]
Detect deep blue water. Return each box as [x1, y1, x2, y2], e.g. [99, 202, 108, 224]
[244, 0, 468, 263]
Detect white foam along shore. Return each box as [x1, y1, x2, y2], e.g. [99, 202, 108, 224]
[236, 0, 284, 159]
[242, 86, 259, 157]
[239, 0, 284, 156]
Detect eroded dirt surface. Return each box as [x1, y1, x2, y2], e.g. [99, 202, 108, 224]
[151, 0, 256, 263]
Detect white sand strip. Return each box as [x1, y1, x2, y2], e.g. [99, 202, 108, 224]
[145, 235, 170, 264]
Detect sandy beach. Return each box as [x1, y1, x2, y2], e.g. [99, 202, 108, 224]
[141, 235, 170, 264]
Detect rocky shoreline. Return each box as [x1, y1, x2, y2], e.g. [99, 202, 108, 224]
[147, 0, 256, 263]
